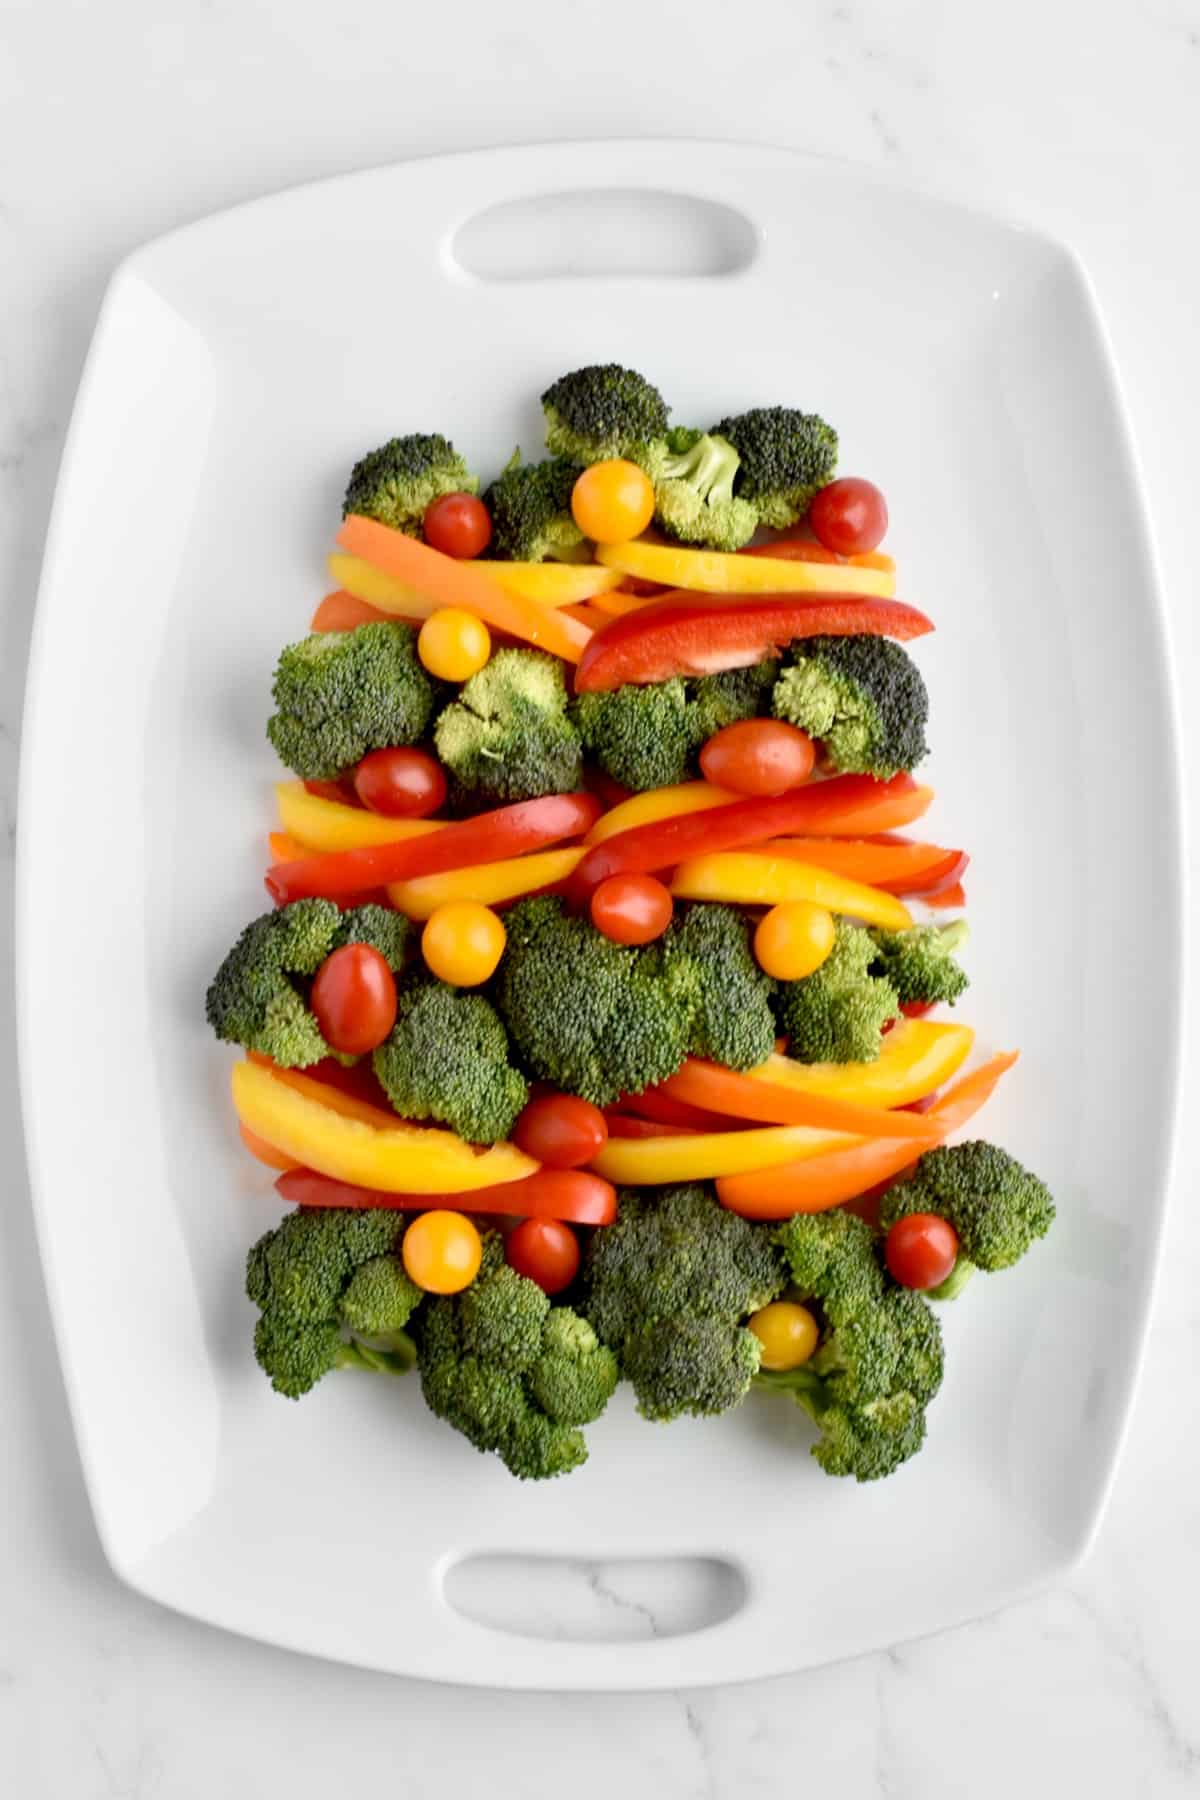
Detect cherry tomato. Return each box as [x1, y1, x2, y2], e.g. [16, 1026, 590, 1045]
[513, 1093, 609, 1168]
[885, 1212, 959, 1290]
[590, 872, 674, 945]
[422, 492, 493, 559]
[809, 478, 889, 556]
[310, 943, 397, 1055]
[754, 901, 835, 980]
[422, 900, 506, 986]
[418, 608, 492, 681]
[571, 460, 656, 543]
[352, 746, 446, 818]
[505, 1218, 581, 1295]
[748, 1300, 820, 1370]
[699, 719, 815, 797]
[402, 1210, 483, 1294]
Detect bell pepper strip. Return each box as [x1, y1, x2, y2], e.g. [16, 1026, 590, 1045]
[659, 1059, 944, 1141]
[276, 1164, 618, 1225]
[239, 1121, 301, 1172]
[670, 852, 913, 930]
[328, 552, 440, 615]
[268, 831, 304, 863]
[616, 1085, 747, 1133]
[595, 539, 897, 598]
[232, 1059, 537, 1194]
[561, 602, 614, 633]
[583, 780, 738, 846]
[757, 836, 967, 896]
[924, 882, 967, 910]
[466, 561, 623, 605]
[573, 592, 934, 692]
[745, 1021, 974, 1109]
[601, 1114, 699, 1139]
[387, 847, 584, 920]
[254, 1051, 395, 1111]
[276, 781, 445, 854]
[743, 539, 896, 583]
[588, 588, 659, 618]
[337, 515, 593, 663]
[716, 1050, 1017, 1217]
[311, 588, 391, 632]
[589, 1120, 862, 1186]
[267, 790, 601, 905]
[568, 774, 921, 903]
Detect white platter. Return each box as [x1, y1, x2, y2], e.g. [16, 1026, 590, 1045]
[17, 141, 1182, 1688]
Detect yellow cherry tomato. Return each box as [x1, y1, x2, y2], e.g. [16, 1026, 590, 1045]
[749, 1300, 820, 1371]
[753, 900, 836, 980]
[402, 1210, 483, 1294]
[421, 900, 507, 986]
[571, 460, 656, 543]
[418, 608, 491, 681]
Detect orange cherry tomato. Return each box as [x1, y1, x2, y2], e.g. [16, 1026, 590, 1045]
[423, 492, 493, 559]
[310, 943, 397, 1055]
[418, 608, 492, 681]
[505, 1219, 581, 1295]
[589, 872, 674, 945]
[571, 460, 656, 543]
[353, 746, 446, 818]
[421, 900, 507, 986]
[699, 719, 815, 797]
[513, 1093, 609, 1168]
[402, 1210, 483, 1293]
[753, 900, 836, 980]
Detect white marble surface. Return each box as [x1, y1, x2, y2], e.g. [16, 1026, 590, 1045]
[2, 0, 1198, 1791]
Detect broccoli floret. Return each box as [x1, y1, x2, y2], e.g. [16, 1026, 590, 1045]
[775, 920, 900, 1063]
[772, 635, 929, 778]
[652, 430, 759, 551]
[879, 1141, 1055, 1300]
[333, 903, 411, 972]
[416, 1246, 615, 1479]
[267, 623, 436, 781]
[542, 363, 669, 466]
[870, 922, 969, 1007]
[483, 453, 587, 563]
[585, 1184, 785, 1420]
[761, 1211, 944, 1480]
[572, 679, 695, 791]
[343, 432, 477, 535]
[372, 976, 528, 1144]
[206, 899, 340, 1067]
[246, 1208, 419, 1398]
[433, 647, 582, 806]
[686, 661, 779, 744]
[664, 903, 777, 1070]
[712, 406, 838, 529]
[495, 897, 697, 1105]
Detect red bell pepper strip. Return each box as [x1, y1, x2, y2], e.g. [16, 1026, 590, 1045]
[616, 1084, 746, 1133]
[742, 539, 896, 573]
[266, 790, 602, 905]
[568, 774, 919, 903]
[924, 881, 967, 910]
[601, 1114, 700, 1139]
[276, 1164, 618, 1224]
[573, 592, 933, 693]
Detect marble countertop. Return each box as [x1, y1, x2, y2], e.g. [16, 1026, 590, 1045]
[2, 1, 1197, 1792]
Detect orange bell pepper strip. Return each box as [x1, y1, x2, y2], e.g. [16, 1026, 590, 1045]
[759, 836, 968, 896]
[659, 1059, 943, 1141]
[602, 1114, 700, 1139]
[311, 589, 391, 632]
[715, 1050, 1018, 1218]
[337, 515, 593, 663]
[276, 1164, 618, 1224]
[924, 881, 967, 910]
[268, 831, 305, 863]
[276, 781, 444, 854]
[668, 851, 913, 929]
[588, 588, 659, 618]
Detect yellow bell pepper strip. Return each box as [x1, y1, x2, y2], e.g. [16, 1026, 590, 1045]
[595, 539, 896, 598]
[387, 847, 584, 920]
[658, 1059, 943, 1141]
[745, 1021, 974, 1109]
[589, 1119, 864, 1186]
[669, 852, 913, 930]
[327, 553, 441, 618]
[337, 515, 592, 664]
[466, 561, 624, 605]
[583, 780, 739, 845]
[231, 1058, 538, 1194]
[276, 781, 446, 854]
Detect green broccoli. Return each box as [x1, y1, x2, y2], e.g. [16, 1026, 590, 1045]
[495, 896, 697, 1105]
[711, 406, 839, 529]
[760, 1211, 944, 1480]
[572, 679, 695, 791]
[870, 921, 968, 1007]
[417, 1242, 617, 1479]
[206, 899, 340, 1067]
[542, 363, 669, 466]
[342, 432, 477, 535]
[585, 1184, 785, 1420]
[664, 903, 777, 1070]
[433, 648, 583, 806]
[879, 1141, 1055, 1300]
[246, 1208, 421, 1398]
[267, 622, 436, 780]
[686, 661, 779, 744]
[651, 428, 759, 551]
[333, 903, 410, 972]
[775, 919, 900, 1063]
[483, 453, 587, 563]
[772, 635, 929, 778]
[372, 976, 528, 1144]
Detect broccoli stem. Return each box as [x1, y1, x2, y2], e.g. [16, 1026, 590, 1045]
[336, 1333, 417, 1375]
[925, 1257, 977, 1302]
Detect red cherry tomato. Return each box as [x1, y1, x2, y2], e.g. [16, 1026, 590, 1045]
[590, 872, 674, 945]
[699, 719, 816, 797]
[310, 943, 397, 1056]
[423, 492, 493, 559]
[809, 478, 889, 556]
[505, 1218, 581, 1295]
[513, 1093, 609, 1169]
[352, 746, 446, 818]
[885, 1212, 959, 1290]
